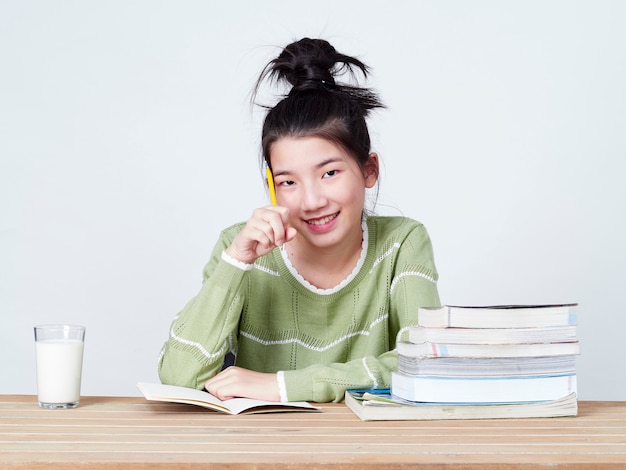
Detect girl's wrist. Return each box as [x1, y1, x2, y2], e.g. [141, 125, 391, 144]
[221, 249, 255, 270]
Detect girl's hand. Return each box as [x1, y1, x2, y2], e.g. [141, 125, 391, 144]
[225, 205, 297, 264]
[204, 366, 281, 402]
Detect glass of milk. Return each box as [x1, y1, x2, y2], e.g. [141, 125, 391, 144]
[34, 325, 85, 409]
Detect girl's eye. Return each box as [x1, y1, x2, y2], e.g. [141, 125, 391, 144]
[324, 170, 338, 178]
[279, 180, 295, 186]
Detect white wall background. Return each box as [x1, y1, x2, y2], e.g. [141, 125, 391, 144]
[1, 0, 625, 400]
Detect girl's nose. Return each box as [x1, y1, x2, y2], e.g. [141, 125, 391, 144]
[301, 182, 327, 211]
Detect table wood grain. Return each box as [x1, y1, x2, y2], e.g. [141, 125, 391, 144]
[1, 395, 625, 469]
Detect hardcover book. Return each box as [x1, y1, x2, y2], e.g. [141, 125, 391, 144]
[417, 304, 577, 329]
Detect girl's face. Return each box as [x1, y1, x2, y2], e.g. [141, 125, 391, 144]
[270, 136, 378, 251]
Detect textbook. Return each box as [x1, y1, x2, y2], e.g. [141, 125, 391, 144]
[408, 325, 577, 345]
[344, 389, 578, 421]
[397, 355, 577, 377]
[136, 382, 319, 415]
[391, 372, 577, 404]
[397, 340, 581, 358]
[417, 304, 578, 329]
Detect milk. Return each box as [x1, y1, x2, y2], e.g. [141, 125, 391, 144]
[35, 339, 84, 406]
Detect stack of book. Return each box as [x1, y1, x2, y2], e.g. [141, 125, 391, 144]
[346, 304, 580, 421]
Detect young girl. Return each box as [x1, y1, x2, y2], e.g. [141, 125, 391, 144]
[158, 38, 440, 403]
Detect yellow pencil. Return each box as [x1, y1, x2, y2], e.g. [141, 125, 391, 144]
[266, 167, 277, 206]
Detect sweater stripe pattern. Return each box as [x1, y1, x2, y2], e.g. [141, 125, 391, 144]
[158, 216, 440, 402]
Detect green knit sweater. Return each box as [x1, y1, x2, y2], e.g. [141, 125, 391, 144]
[158, 216, 440, 402]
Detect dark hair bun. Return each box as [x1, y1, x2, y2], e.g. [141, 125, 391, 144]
[255, 38, 383, 112]
[272, 38, 369, 90]
[260, 38, 369, 91]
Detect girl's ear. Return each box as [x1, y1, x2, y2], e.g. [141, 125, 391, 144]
[364, 153, 379, 188]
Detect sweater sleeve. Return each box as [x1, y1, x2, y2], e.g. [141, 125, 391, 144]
[158, 225, 247, 390]
[282, 222, 440, 402]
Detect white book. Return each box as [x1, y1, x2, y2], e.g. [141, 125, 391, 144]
[391, 372, 577, 404]
[345, 389, 578, 421]
[408, 325, 577, 345]
[397, 340, 581, 358]
[397, 355, 577, 377]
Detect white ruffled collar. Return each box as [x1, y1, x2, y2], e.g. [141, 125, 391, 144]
[280, 219, 368, 295]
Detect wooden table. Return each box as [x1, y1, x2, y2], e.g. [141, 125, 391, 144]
[1, 395, 625, 469]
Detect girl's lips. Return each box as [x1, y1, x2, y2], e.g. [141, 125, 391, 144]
[305, 212, 339, 226]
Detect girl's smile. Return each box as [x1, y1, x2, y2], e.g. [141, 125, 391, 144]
[305, 211, 339, 226]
